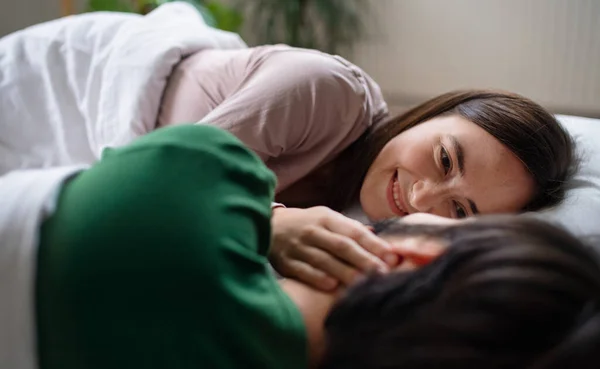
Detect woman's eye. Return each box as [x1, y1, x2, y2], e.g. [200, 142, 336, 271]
[454, 202, 467, 219]
[440, 147, 452, 175]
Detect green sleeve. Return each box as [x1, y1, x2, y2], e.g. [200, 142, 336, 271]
[36, 125, 307, 369]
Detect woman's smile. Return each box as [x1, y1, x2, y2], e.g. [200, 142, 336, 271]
[360, 115, 535, 221]
[386, 171, 408, 216]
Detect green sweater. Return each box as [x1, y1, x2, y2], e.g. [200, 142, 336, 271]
[36, 125, 307, 369]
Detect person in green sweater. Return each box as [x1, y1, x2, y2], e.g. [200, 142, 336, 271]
[36, 125, 600, 369]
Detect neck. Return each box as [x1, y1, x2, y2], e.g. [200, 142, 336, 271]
[279, 279, 342, 368]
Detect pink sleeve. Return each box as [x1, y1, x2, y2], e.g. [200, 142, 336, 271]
[201, 50, 365, 157]
[159, 47, 388, 190]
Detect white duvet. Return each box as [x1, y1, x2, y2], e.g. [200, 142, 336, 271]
[0, 3, 245, 368]
[0, 2, 245, 174]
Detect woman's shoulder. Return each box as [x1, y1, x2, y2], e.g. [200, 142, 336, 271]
[249, 44, 389, 126]
[250, 45, 375, 82]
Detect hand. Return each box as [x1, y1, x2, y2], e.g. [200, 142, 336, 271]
[380, 213, 454, 271]
[269, 206, 399, 291]
[389, 236, 447, 271]
[401, 213, 461, 226]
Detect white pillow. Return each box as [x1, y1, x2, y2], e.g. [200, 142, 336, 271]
[534, 115, 600, 236]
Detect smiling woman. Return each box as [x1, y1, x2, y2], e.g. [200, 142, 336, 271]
[326, 90, 575, 217]
[269, 90, 576, 292]
[359, 114, 535, 220]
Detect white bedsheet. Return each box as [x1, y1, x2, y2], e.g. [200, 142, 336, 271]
[0, 1, 246, 175]
[0, 4, 246, 368]
[0, 166, 84, 369]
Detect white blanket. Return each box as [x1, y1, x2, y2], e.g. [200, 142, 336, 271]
[0, 166, 85, 369]
[0, 3, 246, 368]
[0, 2, 246, 174]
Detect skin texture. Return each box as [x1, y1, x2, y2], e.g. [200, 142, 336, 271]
[279, 213, 450, 368]
[270, 206, 399, 290]
[272, 115, 536, 291]
[360, 115, 536, 221]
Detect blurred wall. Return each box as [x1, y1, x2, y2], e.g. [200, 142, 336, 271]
[1, 0, 598, 117]
[0, 0, 87, 37]
[0, 0, 57, 37]
[351, 0, 600, 117]
[0, 0, 69, 36]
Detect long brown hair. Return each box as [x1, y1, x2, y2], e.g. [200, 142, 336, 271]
[327, 89, 576, 212]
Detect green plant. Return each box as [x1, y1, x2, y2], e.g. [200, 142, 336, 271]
[204, 2, 243, 32]
[237, 0, 369, 55]
[88, 0, 139, 13]
[87, 0, 243, 32]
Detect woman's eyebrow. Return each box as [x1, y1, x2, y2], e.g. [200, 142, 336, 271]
[448, 135, 479, 215]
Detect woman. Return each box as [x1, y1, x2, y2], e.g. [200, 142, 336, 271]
[0, 6, 575, 290]
[158, 46, 575, 290]
[321, 214, 600, 369]
[32, 125, 598, 369]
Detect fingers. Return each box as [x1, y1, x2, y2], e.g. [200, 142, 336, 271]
[320, 211, 399, 267]
[389, 237, 445, 257]
[302, 225, 389, 275]
[269, 206, 408, 291]
[290, 244, 361, 286]
[279, 259, 339, 291]
[389, 237, 446, 267]
[402, 213, 461, 225]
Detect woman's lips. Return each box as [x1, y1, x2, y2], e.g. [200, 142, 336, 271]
[386, 171, 408, 217]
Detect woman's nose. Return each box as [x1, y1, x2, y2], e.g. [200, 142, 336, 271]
[409, 180, 448, 213]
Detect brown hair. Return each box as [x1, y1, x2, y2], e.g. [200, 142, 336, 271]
[321, 215, 600, 369]
[327, 89, 576, 212]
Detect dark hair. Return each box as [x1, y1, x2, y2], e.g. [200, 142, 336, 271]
[320, 216, 600, 369]
[328, 90, 576, 212]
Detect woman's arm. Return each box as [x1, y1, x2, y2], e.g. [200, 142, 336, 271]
[159, 46, 387, 191]
[37, 125, 307, 369]
[158, 46, 394, 292]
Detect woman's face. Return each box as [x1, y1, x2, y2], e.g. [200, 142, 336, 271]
[360, 115, 535, 221]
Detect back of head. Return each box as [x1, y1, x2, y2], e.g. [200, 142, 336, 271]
[320, 216, 600, 369]
[333, 90, 576, 212]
